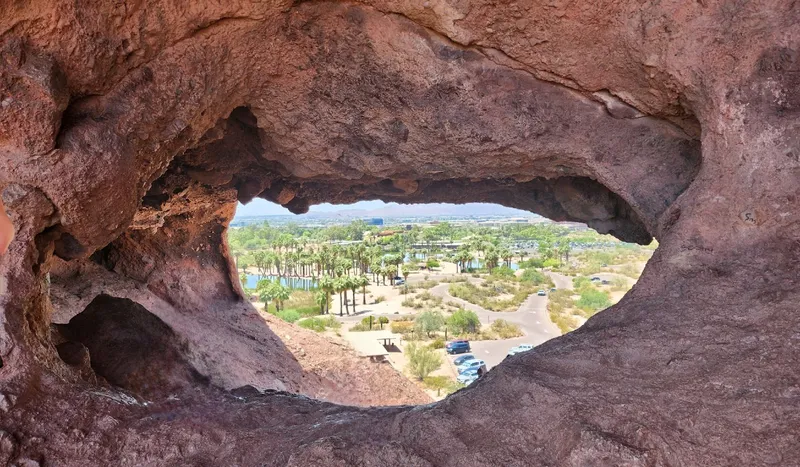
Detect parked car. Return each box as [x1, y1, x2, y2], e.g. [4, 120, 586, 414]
[601, 279, 610, 285]
[457, 359, 485, 373]
[446, 340, 471, 354]
[550, 288, 557, 292]
[457, 368, 481, 384]
[507, 344, 534, 356]
[393, 276, 405, 286]
[537, 290, 546, 296]
[453, 354, 476, 366]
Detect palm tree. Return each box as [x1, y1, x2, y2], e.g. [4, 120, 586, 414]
[348, 276, 359, 314]
[273, 284, 291, 311]
[335, 276, 348, 316]
[319, 275, 335, 314]
[314, 290, 328, 314]
[402, 266, 411, 293]
[358, 274, 370, 304]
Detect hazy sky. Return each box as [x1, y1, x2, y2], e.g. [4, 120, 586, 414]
[235, 199, 392, 216]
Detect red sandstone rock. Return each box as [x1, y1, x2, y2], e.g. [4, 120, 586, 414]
[0, 1, 798, 465]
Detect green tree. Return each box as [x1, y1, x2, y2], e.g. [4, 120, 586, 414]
[272, 283, 291, 311]
[319, 275, 335, 314]
[446, 309, 481, 335]
[576, 289, 611, 313]
[378, 316, 389, 329]
[415, 310, 445, 338]
[314, 290, 328, 314]
[358, 274, 370, 304]
[406, 342, 443, 380]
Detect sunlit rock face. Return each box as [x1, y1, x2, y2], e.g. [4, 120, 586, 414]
[0, 1, 798, 465]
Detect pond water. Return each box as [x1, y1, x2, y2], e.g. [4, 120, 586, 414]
[245, 274, 317, 290]
[464, 260, 520, 271]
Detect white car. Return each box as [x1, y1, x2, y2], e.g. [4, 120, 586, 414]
[456, 368, 481, 384]
[507, 344, 534, 356]
[457, 359, 485, 373]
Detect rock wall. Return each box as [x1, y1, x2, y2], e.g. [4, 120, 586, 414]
[0, 1, 798, 465]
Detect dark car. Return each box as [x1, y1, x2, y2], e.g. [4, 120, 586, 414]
[453, 354, 476, 366]
[446, 340, 471, 354]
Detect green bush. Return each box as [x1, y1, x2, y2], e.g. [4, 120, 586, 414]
[406, 342, 443, 380]
[391, 320, 415, 335]
[492, 266, 515, 277]
[576, 289, 611, 314]
[573, 276, 593, 292]
[360, 316, 383, 330]
[543, 258, 561, 268]
[298, 316, 341, 332]
[489, 319, 523, 339]
[426, 259, 440, 269]
[519, 258, 544, 269]
[610, 276, 629, 291]
[374, 295, 386, 303]
[276, 309, 301, 323]
[520, 268, 546, 284]
[415, 310, 445, 337]
[446, 309, 481, 335]
[429, 337, 445, 349]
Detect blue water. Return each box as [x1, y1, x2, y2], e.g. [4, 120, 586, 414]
[464, 260, 519, 271]
[245, 274, 317, 290]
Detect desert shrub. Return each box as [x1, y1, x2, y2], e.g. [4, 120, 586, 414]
[298, 316, 341, 332]
[374, 295, 386, 303]
[406, 342, 442, 380]
[550, 311, 580, 334]
[391, 320, 415, 335]
[519, 258, 544, 269]
[471, 273, 481, 278]
[610, 276, 629, 291]
[429, 337, 445, 349]
[416, 280, 440, 289]
[276, 310, 301, 323]
[489, 319, 523, 339]
[576, 289, 611, 314]
[446, 309, 481, 335]
[619, 263, 640, 279]
[426, 259, 440, 269]
[520, 268, 547, 284]
[542, 258, 561, 268]
[401, 297, 417, 307]
[492, 266, 515, 277]
[417, 291, 434, 301]
[573, 276, 593, 292]
[423, 375, 462, 395]
[349, 323, 371, 332]
[360, 316, 383, 330]
[284, 291, 317, 310]
[415, 310, 445, 337]
[378, 316, 390, 328]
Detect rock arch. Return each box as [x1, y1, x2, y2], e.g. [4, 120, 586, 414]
[0, 1, 798, 464]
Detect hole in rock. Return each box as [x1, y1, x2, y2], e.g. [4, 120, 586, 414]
[227, 199, 658, 402]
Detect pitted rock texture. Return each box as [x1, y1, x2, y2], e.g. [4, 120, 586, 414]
[0, 1, 799, 465]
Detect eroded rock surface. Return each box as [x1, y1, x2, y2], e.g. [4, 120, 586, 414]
[0, 0, 798, 465]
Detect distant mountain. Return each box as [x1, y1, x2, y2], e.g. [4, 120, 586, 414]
[234, 202, 537, 220]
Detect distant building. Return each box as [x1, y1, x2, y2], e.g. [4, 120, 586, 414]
[366, 218, 384, 226]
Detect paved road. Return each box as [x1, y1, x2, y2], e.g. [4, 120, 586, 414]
[430, 281, 562, 370]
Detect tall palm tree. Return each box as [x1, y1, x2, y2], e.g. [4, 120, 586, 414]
[319, 275, 334, 314]
[358, 275, 370, 304]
